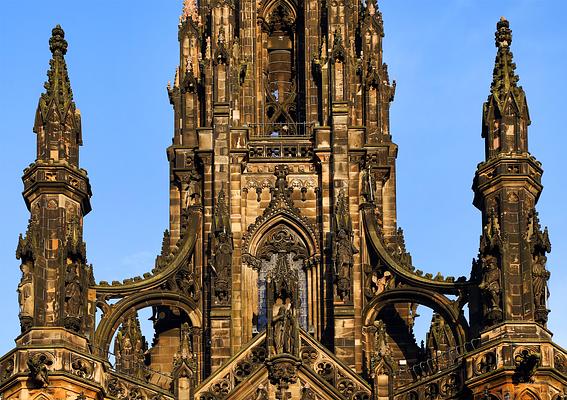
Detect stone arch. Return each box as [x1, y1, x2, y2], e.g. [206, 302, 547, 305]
[93, 290, 202, 358]
[240, 212, 321, 341]
[363, 287, 469, 383]
[259, 0, 297, 24]
[246, 215, 317, 261]
[364, 287, 469, 348]
[243, 213, 320, 263]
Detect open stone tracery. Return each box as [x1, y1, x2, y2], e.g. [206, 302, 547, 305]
[0, 5, 565, 400]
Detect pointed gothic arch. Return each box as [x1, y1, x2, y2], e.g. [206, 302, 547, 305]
[93, 291, 202, 359]
[363, 287, 468, 349]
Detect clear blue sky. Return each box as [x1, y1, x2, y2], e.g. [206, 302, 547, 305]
[1, 1, 566, 356]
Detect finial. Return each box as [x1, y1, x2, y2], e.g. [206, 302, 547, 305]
[49, 25, 68, 56]
[495, 16, 512, 48]
[180, 0, 199, 24]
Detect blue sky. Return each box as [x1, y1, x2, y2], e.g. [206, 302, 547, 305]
[0, 1, 566, 356]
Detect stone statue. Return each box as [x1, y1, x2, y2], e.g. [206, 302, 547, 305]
[272, 298, 287, 354]
[272, 297, 297, 355]
[532, 254, 550, 309]
[18, 262, 33, 318]
[283, 298, 297, 354]
[64, 263, 82, 318]
[335, 228, 357, 300]
[479, 254, 502, 319]
[213, 232, 232, 304]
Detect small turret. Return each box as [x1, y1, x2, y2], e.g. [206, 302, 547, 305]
[18, 25, 93, 337]
[471, 18, 549, 334]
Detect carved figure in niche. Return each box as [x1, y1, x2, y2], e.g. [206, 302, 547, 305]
[18, 262, 33, 318]
[64, 263, 82, 319]
[532, 254, 550, 309]
[333, 191, 358, 301]
[211, 190, 232, 305]
[272, 297, 298, 355]
[213, 231, 232, 304]
[272, 298, 286, 354]
[479, 254, 502, 320]
[361, 167, 375, 203]
[335, 231, 355, 300]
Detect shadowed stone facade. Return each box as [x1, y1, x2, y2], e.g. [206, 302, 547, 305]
[0, 3, 565, 400]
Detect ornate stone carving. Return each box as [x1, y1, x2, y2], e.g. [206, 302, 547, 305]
[27, 353, 53, 388]
[440, 373, 460, 397]
[257, 227, 308, 262]
[316, 361, 335, 385]
[478, 254, 502, 323]
[0, 357, 14, 383]
[554, 351, 567, 374]
[371, 320, 396, 381]
[210, 190, 233, 305]
[300, 346, 318, 365]
[107, 377, 126, 398]
[173, 322, 197, 379]
[332, 191, 358, 301]
[337, 378, 356, 398]
[71, 356, 94, 379]
[16, 218, 38, 332]
[252, 385, 269, 400]
[527, 209, 551, 324]
[64, 262, 83, 331]
[127, 387, 145, 400]
[514, 348, 540, 383]
[164, 261, 200, 302]
[474, 351, 497, 375]
[300, 383, 316, 400]
[385, 227, 413, 270]
[234, 360, 253, 382]
[424, 383, 439, 400]
[271, 297, 298, 355]
[364, 264, 392, 301]
[267, 356, 299, 400]
[114, 313, 148, 380]
[210, 378, 231, 397]
[476, 209, 503, 324]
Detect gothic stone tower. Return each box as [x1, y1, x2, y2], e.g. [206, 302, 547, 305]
[0, 4, 566, 400]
